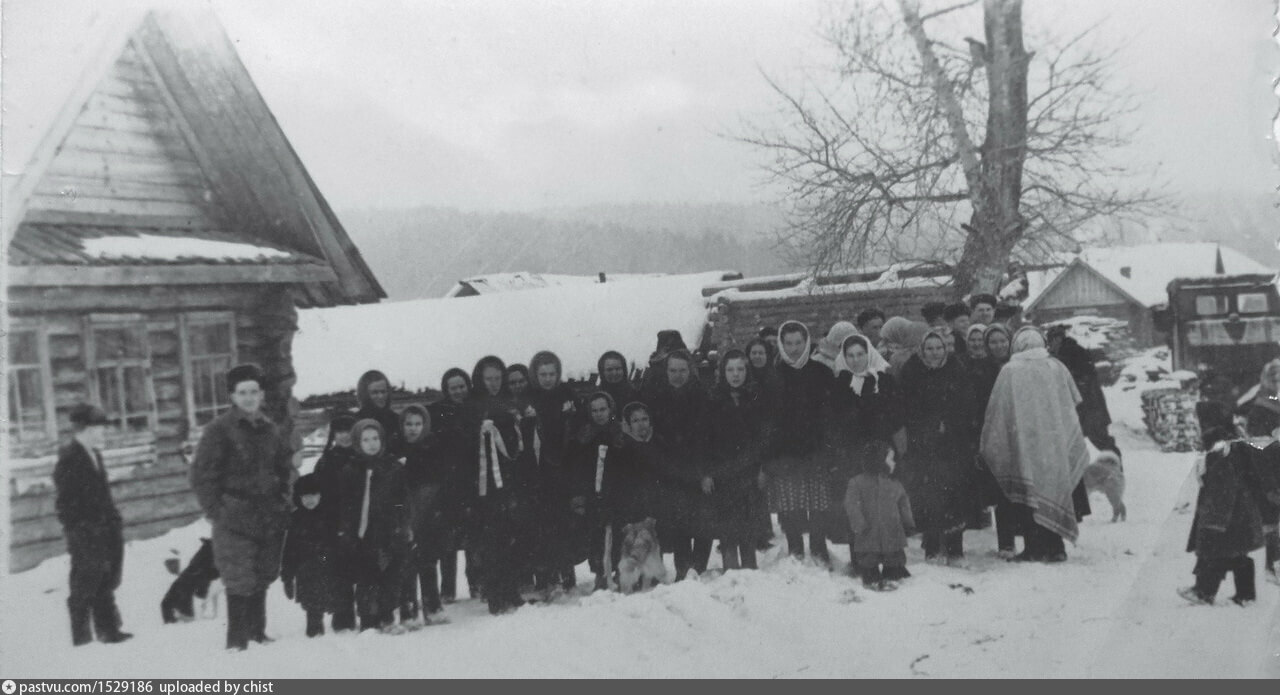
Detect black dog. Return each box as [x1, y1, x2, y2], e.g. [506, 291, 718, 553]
[161, 538, 221, 623]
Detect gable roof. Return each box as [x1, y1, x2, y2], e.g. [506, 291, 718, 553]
[1025, 242, 1273, 311]
[3, 8, 384, 308]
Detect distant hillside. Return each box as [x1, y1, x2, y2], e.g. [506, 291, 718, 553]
[337, 204, 796, 299]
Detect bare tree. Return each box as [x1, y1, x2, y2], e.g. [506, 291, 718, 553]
[738, 0, 1160, 296]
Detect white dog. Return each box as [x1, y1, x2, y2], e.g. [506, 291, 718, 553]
[616, 518, 667, 593]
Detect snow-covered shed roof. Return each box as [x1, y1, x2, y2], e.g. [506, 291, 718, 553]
[1024, 242, 1272, 310]
[3, 3, 383, 307]
[292, 271, 728, 397]
[444, 271, 674, 298]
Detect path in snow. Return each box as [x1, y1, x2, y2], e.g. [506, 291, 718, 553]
[3, 431, 1276, 677]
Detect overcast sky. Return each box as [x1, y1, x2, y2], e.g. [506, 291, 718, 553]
[3, 0, 1277, 211]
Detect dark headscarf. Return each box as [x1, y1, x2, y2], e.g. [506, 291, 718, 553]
[470, 355, 510, 399]
[983, 324, 1013, 364]
[714, 348, 754, 396]
[356, 370, 393, 411]
[529, 350, 563, 389]
[440, 367, 472, 397]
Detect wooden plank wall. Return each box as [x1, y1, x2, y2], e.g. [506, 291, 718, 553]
[7, 286, 300, 572]
[709, 286, 952, 351]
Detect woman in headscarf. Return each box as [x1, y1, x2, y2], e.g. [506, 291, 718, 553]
[355, 370, 402, 453]
[702, 349, 773, 570]
[880, 317, 931, 378]
[396, 404, 449, 620]
[641, 330, 690, 402]
[465, 355, 539, 614]
[571, 391, 625, 590]
[966, 324, 1018, 557]
[505, 364, 531, 403]
[897, 329, 978, 564]
[1242, 359, 1280, 438]
[743, 336, 780, 548]
[526, 350, 583, 593]
[596, 351, 639, 410]
[980, 327, 1091, 563]
[765, 320, 837, 566]
[958, 324, 988, 370]
[646, 349, 713, 579]
[826, 334, 900, 572]
[311, 412, 357, 630]
[429, 368, 474, 602]
[812, 321, 861, 375]
[599, 403, 663, 584]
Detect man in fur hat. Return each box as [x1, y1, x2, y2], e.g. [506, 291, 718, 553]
[190, 363, 294, 651]
[55, 403, 133, 646]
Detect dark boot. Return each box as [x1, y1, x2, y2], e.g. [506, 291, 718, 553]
[693, 537, 713, 574]
[882, 564, 911, 581]
[785, 530, 805, 559]
[1265, 530, 1279, 575]
[225, 594, 251, 651]
[248, 590, 273, 644]
[69, 603, 93, 647]
[861, 565, 883, 589]
[421, 564, 442, 614]
[305, 610, 325, 638]
[91, 598, 132, 643]
[1230, 557, 1256, 605]
[809, 530, 831, 567]
[739, 542, 758, 570]
[721, 544, 741, 571]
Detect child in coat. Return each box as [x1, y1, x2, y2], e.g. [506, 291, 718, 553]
[845, 440, 915, 591]
[312, 413, 357, 631]
[281, 474, 339, 637]
[1179, 401, 1264, 606]
[338, 419, 410, 630]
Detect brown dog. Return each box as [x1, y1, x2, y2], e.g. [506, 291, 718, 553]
[1083, 450, 1126, 522]
[616, 518, 666, 594]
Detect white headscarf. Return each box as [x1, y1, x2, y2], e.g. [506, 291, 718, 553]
[776, 320, 812, 370]
[834, 334, 891, 393]
[1010, 326, 1049, 361]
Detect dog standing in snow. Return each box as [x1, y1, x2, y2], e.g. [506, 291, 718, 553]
[616, 518, 666, 594]
[161, 538, 222, 623]
[1083, 450, 1126, 522]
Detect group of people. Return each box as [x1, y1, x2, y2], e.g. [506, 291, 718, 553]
[54, 292, 1275, 652]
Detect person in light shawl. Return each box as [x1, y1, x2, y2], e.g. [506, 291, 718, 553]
[812, 321, 861, 375]
[979, 326, 1090, 562]
[880, 317, 931, 377]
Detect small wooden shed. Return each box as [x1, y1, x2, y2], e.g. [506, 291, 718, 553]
[4, 10, 384, 571]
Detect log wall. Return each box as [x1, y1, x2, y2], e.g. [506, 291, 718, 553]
[7, 285, 299, 572]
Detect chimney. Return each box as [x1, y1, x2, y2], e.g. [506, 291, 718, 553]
[599, 272, 607, 283]
[1119, 266, 1131, 279]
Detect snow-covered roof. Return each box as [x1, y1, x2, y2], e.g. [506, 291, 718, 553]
[80, 234, 296, 263]
[292, 271, 726, 397]
[1026, 243, 1273, 310]
[444, 271, 668, 298]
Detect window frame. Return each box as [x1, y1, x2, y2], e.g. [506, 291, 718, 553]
[84, 314, 157, 435]
[1194, 295, 1229, 317]
[6, 318, 57, 443]
[179, 311, 238, 431]
[1236, 292, 1270, 315]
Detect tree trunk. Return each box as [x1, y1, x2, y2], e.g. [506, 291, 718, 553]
[954, 0, 1030, 297]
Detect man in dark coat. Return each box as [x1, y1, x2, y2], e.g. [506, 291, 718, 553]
[55, 403, 132, 646]
[190, 363, 294, 651]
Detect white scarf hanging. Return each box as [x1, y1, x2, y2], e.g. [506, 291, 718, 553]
[477, 419, 509, 497]
[833, 335, 890, 394]
[358, 467, 373, 538]
[595, 444, 608, 493]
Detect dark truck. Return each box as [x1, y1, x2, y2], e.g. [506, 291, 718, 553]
[1155, 273, 1280, 397]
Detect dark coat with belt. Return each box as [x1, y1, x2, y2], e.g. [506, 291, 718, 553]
[1187, 441, 1265, 559]
[190, 408, 293, 594]
[702, 385, 771, 543]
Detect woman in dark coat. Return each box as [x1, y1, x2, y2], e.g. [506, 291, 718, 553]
[465, 355, 540, 615]
[827, 334, 901, 568]
[355, 370, 402, 454]
[702, 349, 772, 570]
[428, 368, 474, 602]
[505, 364, 531, 403]
[1049, 327, 1118, 460]
[765, 320, 836, 566]
[337, 419, 409, 631]
[1180, 401, 1265, 605]
[598, 403, 664, 583]
[571, 391, 625, 589]
[596, 350, 639, 409]
[397, 404, 450, 618]
[646, 349, 713, 579]
[527, 350, 584, 591]
[968, 323, 1019, 556]
[897, 330, 977, 564]
[743, 337, 779, 548]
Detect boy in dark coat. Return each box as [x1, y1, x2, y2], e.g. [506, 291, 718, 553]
[845, 441, 915, 591]
[1179, 401, 1264, 606]
[281, 474, 339, 637]
[190, 363, 293, 651]
[55, 403, 132, 646]
[338, 419, 410, 630]
[311, 413, 357, 630]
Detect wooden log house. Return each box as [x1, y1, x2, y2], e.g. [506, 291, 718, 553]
[3, 10, 384, 572]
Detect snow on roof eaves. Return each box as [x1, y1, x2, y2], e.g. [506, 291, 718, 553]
[80, 234, 296, 263]
[292, 271, 727, 397]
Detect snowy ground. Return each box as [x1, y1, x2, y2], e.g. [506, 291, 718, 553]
[4, 408, 1278, 677]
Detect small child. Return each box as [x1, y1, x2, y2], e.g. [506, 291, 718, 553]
[339, 419, 409, 631]
[312, 413, 357, 631]
[281, 474, 339, 637]
[845, 441, 915, 591]
[1179, 401, 1264, 606]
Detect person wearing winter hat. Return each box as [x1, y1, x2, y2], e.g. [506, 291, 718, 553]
[641, 329, 690, 398]
[311, 411, 358, 630]
[855, 308, 887, 350]
[969, 294, 998, 326]
[595, 350, 639, 411]
[1179, 401, 1265, 606]
[55, 402, 132, 646]
[280, 474, 341, 637]
[190, 363, 293, 651]
[430, 367, 477, 603]
[943, 303, 971, 356]
[571, 391, 625, 589]
[527, 350, 584, 593]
